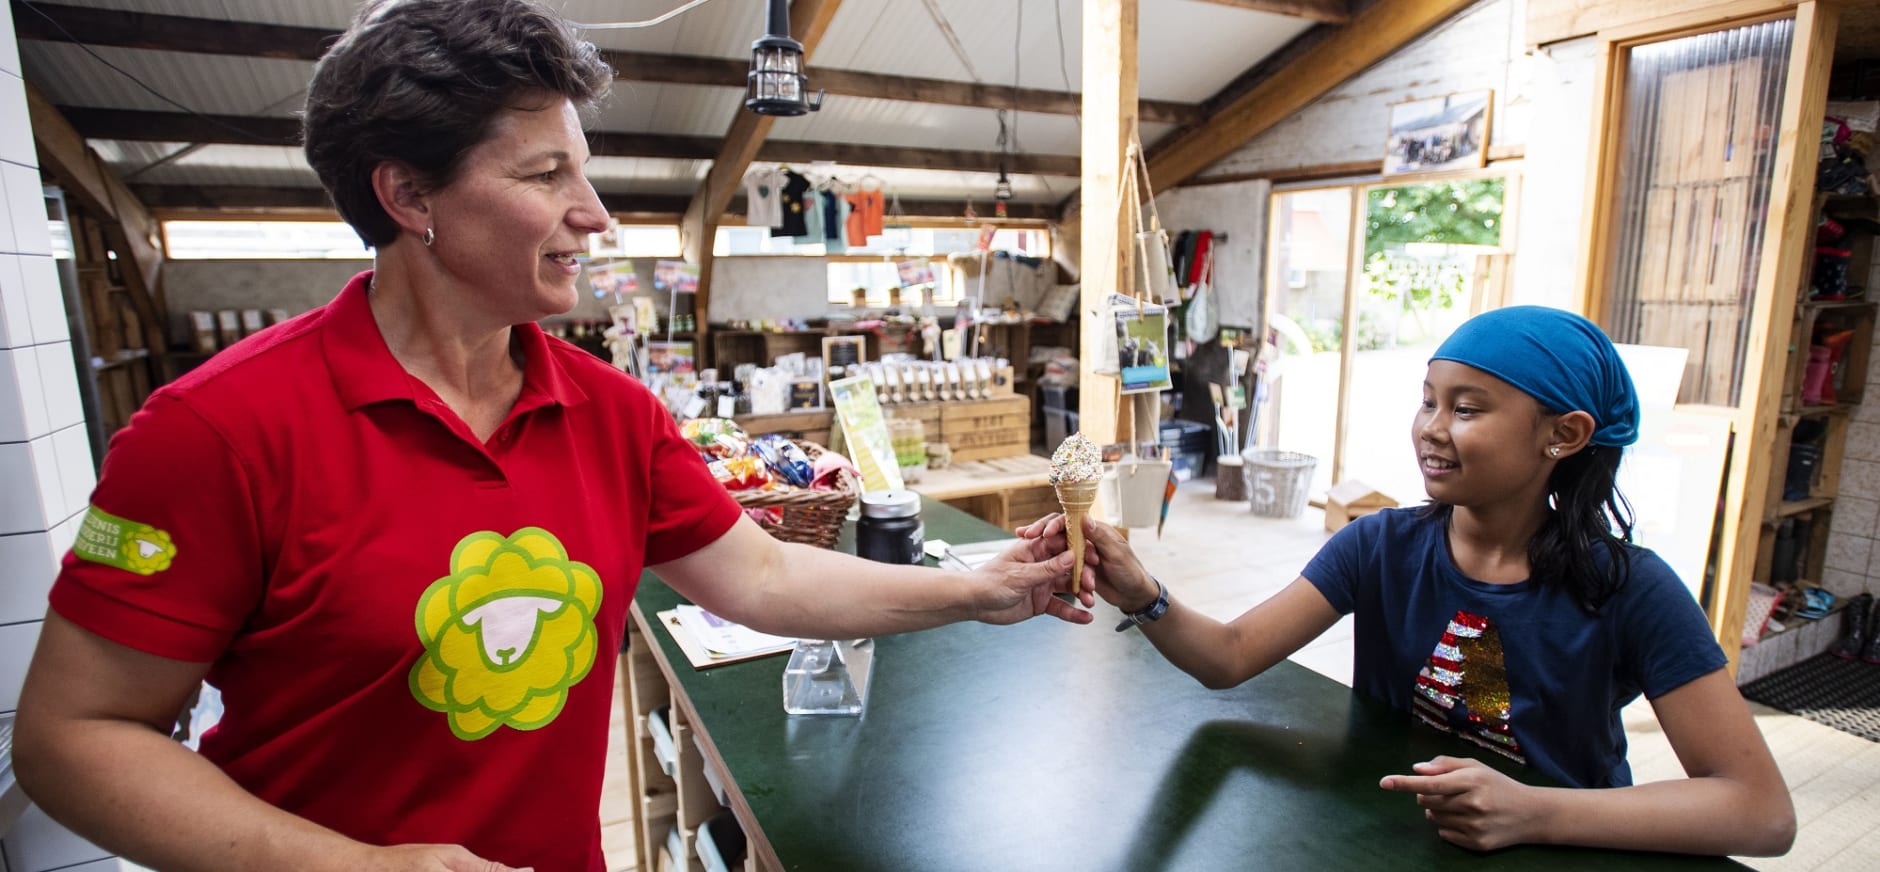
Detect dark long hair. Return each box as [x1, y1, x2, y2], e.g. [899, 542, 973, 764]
[1423, 442, 1637, 614]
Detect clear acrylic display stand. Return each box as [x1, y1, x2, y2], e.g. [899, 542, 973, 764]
[781, 638, 874, 716]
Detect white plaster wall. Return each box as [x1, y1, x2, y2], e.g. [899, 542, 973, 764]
[1149, 179, 1271, 329]
[704, 256, 833, 322]
[1198, 0, 1533, 180]
[1506, 35, 1600, 309]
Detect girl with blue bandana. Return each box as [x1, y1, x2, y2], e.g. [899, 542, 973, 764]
[1023, 306, 1793, 857]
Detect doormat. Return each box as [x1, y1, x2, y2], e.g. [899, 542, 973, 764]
[1739, 654, 1880, 743]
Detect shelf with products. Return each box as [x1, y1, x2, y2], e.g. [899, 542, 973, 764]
[1750, 191, 1876, 624]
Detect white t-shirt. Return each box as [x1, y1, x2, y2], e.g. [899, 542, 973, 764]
[743, 169, 785, 227]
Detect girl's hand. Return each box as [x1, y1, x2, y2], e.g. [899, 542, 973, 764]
[1379, 756, 1543, 851]
[1017, 512, 1158, 612]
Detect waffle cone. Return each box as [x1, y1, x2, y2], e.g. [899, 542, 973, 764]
[1055, 480, 1100, 594]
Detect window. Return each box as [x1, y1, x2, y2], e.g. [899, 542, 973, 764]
[714, 224, 1049, 258]
[590, 224, 681, 258]
[162, 221, 373, 259]
[826, 259, 956, 307]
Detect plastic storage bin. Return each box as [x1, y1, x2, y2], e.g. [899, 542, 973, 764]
[1245, 449, 1317, 518]
[1159, 419, 1213, 481]
[1041, 384, 1080, 447]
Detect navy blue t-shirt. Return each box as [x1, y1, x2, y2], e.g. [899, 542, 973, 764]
[1302, 508, 1726, 788]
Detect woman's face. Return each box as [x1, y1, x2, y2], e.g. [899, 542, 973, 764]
[424, 96, 609, 323]
[1412, 360, 1555, 507]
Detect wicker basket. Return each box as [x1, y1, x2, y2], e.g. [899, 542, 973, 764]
[730, 441, 857, 549]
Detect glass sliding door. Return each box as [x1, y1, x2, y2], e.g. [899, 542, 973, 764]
[1601, 19, 1795, 406]
[1263, 187, 1356, 499]
[1341, 177, 1509, 506]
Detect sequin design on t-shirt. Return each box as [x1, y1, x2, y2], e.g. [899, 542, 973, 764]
[1412, 609, 1525, 763]
[409, 527, 604, 740]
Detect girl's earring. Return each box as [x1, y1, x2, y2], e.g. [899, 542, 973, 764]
[1549, 446, 1561, 457]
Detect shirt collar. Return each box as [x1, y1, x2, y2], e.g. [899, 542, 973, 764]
[323, 270, 589, 412]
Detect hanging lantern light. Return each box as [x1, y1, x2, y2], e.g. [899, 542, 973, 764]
[746, 0, 823, 116]
[993, 161, 1014, 202]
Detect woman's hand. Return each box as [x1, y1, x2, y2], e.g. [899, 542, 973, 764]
[358, 844, 532, 872]
[1018, 513, 1158, 613]
[1379, 756, 1543, 851]
[969, 519, 1094, 625]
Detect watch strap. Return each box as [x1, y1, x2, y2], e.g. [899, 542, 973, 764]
[1114, 578, 1169, 632]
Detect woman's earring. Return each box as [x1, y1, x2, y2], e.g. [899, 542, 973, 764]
[421, 227, 436, 247]
[1549, 446, 1561, 457]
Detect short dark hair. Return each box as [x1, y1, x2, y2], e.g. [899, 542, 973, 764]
[302, 0, 613, 246]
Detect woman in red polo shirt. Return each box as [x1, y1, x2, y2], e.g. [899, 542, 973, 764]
[11, 3, 1090, 871]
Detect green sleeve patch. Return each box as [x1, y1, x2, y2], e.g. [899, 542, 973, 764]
[73, 505, 176, 575]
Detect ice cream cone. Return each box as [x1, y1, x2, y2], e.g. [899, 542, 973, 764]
[1055, 479, 1100, 594]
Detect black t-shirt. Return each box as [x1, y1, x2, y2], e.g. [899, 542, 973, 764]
[772, 170, 812, 238]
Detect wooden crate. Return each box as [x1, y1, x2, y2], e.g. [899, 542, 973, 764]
[737, 396, 1031, 463]
[1004, 483, 1059, 528]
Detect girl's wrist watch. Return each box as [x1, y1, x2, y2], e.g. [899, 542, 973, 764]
[1114, 578, 1170, 632]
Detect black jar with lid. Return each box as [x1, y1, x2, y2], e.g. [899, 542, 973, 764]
[856, 489, 924, 565]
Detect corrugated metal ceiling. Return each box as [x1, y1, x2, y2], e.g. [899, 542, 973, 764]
[19, 0, 1317, 210]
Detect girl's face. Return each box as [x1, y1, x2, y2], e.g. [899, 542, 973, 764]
[423, 96, 610, 323]
[1413, 360, 1557, 507]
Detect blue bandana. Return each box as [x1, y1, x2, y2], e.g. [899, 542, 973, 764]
[1429, 306, 1639, 448]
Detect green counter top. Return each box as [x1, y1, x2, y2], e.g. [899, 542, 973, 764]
[634, 497, 1740, 871]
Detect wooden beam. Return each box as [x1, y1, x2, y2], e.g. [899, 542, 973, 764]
[806, 66, 1197, 126]
[1146, 0, 1476, 191]
[1078, 0, 1138, 449]
[1527, 0, 1802, 48]
[62, 107, 1080, 176]
[14, 1, 1196, 124]
[9, 0, 334, 59]
[24, 86, 170, 365]
[1186, 0, 1351, 25]
[1711, 1, 1839, 671]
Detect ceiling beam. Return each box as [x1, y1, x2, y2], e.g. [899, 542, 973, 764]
[13, 1, 1197, 124]
[9, 0, 336, 59]
[1185, 0, 1351, 25]
[132, 184, 1058, 221]
[1146, 0, 1476, 191]
[59, 107, 1081, 176]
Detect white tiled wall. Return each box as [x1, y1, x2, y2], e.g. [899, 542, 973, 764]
[1826, 294, 1880, 600]
[1, 15, 116, 871]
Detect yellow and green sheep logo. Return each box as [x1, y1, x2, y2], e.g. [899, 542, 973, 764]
[409, 527, 603, 741]
[73, 505, 176, 576]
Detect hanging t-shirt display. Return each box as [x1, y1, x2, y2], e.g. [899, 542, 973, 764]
[847, 189, 884, 245]
[795, 187, 826, 246]
[742, 169, 785, 228]
[824, 188, 849, 254]
[772, 170, 812, 238]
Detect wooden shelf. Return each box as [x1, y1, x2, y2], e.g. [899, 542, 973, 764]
[1770, 496, 1833, 520]
[90, 348, 149, 372]
[1793, 403, 1856, 419]
[1798, 299, 1878, 312]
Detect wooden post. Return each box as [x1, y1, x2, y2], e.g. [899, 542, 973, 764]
[1711, 1, 1839, 671]
[1077, 0, 1138, 447]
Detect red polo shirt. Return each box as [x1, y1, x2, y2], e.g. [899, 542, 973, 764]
[50, 271, 741, 872]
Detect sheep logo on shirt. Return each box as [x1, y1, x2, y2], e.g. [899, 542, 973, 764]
[409, 527, 603, 741]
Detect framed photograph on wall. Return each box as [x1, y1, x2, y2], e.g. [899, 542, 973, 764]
[1383, 90, 1492, 177]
